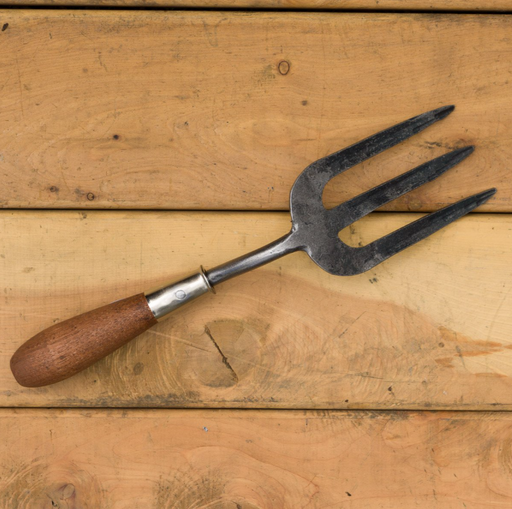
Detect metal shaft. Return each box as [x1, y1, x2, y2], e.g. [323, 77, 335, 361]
[145, 231, 301, 320]
[205, 231, 301, 286]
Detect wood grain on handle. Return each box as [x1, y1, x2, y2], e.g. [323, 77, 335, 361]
[10, 294, 158, 387]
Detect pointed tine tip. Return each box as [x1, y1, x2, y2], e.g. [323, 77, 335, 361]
[473, 187, 497, 206]
[459, 145, 474, 156]
[433, 105, 455, 120]
[444, 145, 474, 164]
[410, 105, 455, 135]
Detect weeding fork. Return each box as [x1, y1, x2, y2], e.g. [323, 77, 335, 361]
[11, 105, 496, 387]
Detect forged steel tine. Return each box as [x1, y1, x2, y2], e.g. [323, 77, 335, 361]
[330, 146, 474, 231]
[294, 105, 455, 196]
[355, 188, 497, 273]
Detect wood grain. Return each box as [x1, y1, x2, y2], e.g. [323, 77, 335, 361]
[1, 210, 511, 408]
[0, 10, 509, 211]
[10, 293, 157, 387]
[1, 409, 512, 507]
[1, 0, 510, 10]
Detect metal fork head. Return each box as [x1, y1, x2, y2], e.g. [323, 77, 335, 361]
[289, 105, 496, 276]
[205, 106, 496, 288]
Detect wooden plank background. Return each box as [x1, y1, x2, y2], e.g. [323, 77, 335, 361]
[2, 7, 512, 508]
[1, 210, 510, 409]
[2, 0, 510, 10]
[0, 10, 510, 211]
[2, 409, 512, 508]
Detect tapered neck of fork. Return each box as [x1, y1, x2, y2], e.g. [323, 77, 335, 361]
[205, 230, 302, 287]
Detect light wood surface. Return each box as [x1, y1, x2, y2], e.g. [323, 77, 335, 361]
[2, 409, 512, 508]
[0, 10, 509, 211]
[1, 0, 510, 10]
[1, 210, 510, 409]
[1, 7, 511, 507]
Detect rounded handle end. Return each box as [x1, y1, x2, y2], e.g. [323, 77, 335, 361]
[10, 293, 157, 387]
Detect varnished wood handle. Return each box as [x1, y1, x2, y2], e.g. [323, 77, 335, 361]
[10, 293, 158, 387]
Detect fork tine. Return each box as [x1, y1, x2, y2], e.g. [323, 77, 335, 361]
[354, 188, 496, 273]
[302, 105, 455, 192]
[331, 146, 474, 230]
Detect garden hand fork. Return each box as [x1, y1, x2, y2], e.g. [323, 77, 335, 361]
[11, 105, 496, 387]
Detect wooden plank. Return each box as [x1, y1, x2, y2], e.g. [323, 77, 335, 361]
[1, 409, 512, 507]
[2, 0, 510, 10]
[0, 10, 509, 211]
[1, 210, 511, 408]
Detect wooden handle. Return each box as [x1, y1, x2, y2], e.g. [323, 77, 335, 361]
[10, 293, 158, 387]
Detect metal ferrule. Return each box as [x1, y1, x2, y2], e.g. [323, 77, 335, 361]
[145, 267, 214, 320]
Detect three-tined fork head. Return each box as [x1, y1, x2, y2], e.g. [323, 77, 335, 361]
[205, 105, 496, 287]
[288, 105, 496, 276]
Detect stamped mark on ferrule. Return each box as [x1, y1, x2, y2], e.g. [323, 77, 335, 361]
[175, 290, 186, 300]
